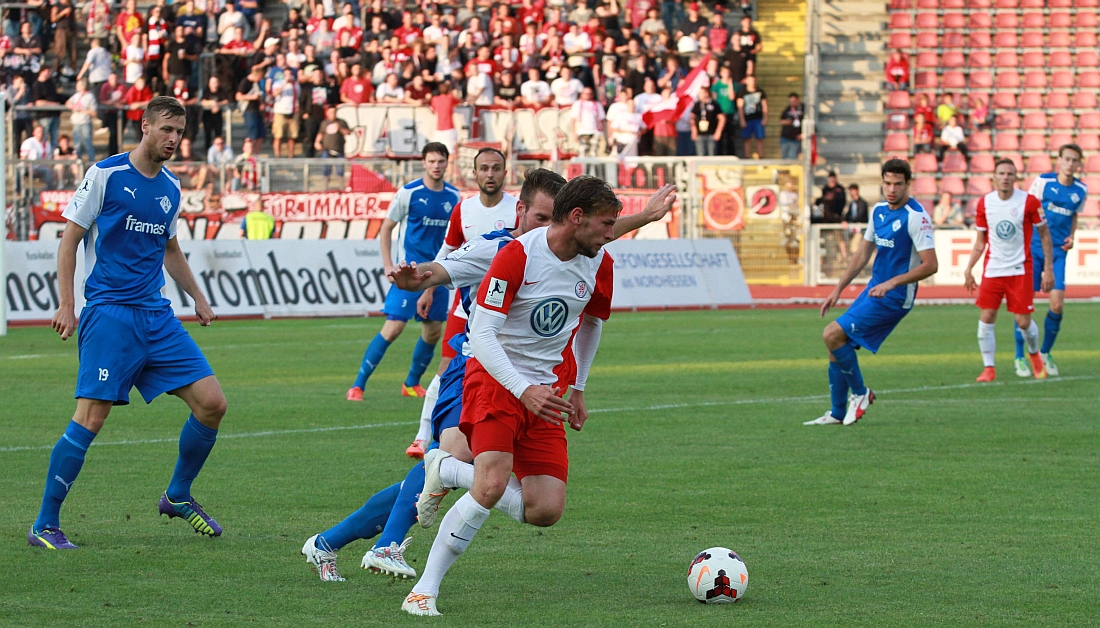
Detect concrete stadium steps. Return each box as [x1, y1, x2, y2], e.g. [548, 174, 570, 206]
[755, 0, 806, 159]
[814, 0, 888, 194]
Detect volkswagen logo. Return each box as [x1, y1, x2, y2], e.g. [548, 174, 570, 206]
[530, 298, 569, 337]
[995, 220, 1016, 240]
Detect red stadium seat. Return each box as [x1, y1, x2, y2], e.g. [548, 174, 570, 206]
[1080, 176, 1100, 192]
[968, 51, 992, 68]
[1051, 71, 1075, 89]
[940, 176, 966, 196]
[943, 0, 965, 6]
[997, 111, 1021, 129]
[994, 132, 1020, 151]
[966, 197, 981, 218]
[942, 51, 964, 68]
[971, 153, 996, 173]
[967, 177, 993, 196]
[915, 71, 938, 88]
[1076, 133, 1100, 151]
[1085, 154, 1100, 173]
[1023, 52, 1048, 68]
[1074, 11, 1096, 28]
[1018, 92, 1042, 108]
[1047, 0, 1072, 5]
[1022, 113, 1048, 129]
[994, 13, 1018, 29]
[942, 71, 966, 88]
[889, 0, 912, 7]
[889, 32, 913, 49]
[942, 32, 965, 48]
[916, 52, 938, 68]
[994, 0, 1017, 6]
[968, 131, 992, 151]
[968, 0, 991, 6]
[943, 13, 965, 29]
[1026, 154, 1054, 173]
[1073, 31, 1097, 48]
[994, 31, 1018, 48]
[916, 0, 939, 7]
[1021, 13, 1045, 29]
[1046, 92, 1070, 109]
[889, 13, 912, 29]
[1003, 152, 1024, 171]
[1077, 52, 1100, 68]
[992, 92, 1017, 108]
[1078, 71, 1100, 88]
[886, 90, 912, 109]
[884, 132, 910, 152]
[914, 153, 939, 172]
[969, 13, 992, 28]
[1076, 0, 1099, 7]
[886, 111, 911, 130]
[1048, 133, 1074, 152]
[995, 72, 1021, 88]
[969, 70, 993, 89]
[1049, 52, 1072, 67]
[1024, 71, 1048, 88]
[1050, 12, 1072, 28]
[1020, 133, 1047, 151]
[942, 151, 969, 173]
[915, 31, 940, 48]
[912, 177, 939, 196]
[1075, 93, 1100, 109]
[1082, 199, 1100, 217]
[1018, 31, 1043, 49]
[968, 31, 992, 48]
[1023, 0, 1051, 6]
[1051, 112, 1076, 129]
[915, 197, 936, 214]
[1047, 31, 1072, 48]
[1079, 112, 1100, 129]
[915, 12, 938, 29]
[994, 51, 1018, 68]
[1021, 176, 1037, 191]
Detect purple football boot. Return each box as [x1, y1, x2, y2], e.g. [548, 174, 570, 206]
[158, 493, 223, 536]
[28, 526, 79, 550]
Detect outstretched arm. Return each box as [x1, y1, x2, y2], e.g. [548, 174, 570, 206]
[387, 260, 451, 290]
[164, 238, 215, 325]
[612, 183, 677, 238]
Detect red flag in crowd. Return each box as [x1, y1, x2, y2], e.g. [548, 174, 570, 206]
[642, 53, 712, 130]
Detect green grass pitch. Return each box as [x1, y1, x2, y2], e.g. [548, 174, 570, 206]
[1, 305, 1098, 627]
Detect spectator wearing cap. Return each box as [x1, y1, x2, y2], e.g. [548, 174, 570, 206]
[679, 3, 707, 39]
[341, 62, 374, 104]
[885, 50, 909, 91]
[779, 93, 804, 160]
[731, 15, 762, 81]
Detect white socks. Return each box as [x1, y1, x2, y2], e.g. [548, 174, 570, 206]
[411, 492, 490, 597]
[415, 375, 441, 443]
[1023, 320, 1040, 354]
[440, 457, 525, 523]
[978, 321, 997, 367]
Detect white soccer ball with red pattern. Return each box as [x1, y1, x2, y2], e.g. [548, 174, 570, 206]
[687, 547, 748, 604]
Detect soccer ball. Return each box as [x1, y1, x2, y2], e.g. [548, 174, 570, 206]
[687, 547, 748, 604]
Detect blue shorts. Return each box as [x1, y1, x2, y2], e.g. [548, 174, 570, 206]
[742, 118, 765, 139]
[76, 304, 213, 405]
[834, 290, 912, 354]
[244, 110, 265, 140]
[382, 284, 449, 322]
[431, 339, 468, 441]
[1032, 252, 1067, 292]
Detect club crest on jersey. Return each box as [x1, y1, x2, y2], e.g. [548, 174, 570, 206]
[1071, 193, 1080, 204]
[443, 202, 453, 212]
[484, 278, 507, 308]
[995, 220, 1016, 239]
[575, 281, 588, 298]
[892, 219, 902, 232]
[530, 298, 568, 337]
[494, 219, 506, 230]
[157, 196, 173, 214]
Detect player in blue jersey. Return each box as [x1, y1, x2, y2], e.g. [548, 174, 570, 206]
[1014, 143, 1086, 377]
[29, 97, 227, 550]
[300, 171, 675, 583]
[347, 142, 462, 401]
[807, 159, 939, 426]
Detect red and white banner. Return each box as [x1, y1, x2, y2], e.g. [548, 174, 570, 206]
[642, 53, 712, 130]
[931, 229, 1100, 285]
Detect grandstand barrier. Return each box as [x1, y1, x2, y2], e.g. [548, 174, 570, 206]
[3, 238, 754, 322]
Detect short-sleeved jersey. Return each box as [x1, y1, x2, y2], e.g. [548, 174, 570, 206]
[862, 197, 936, 309]
[975, 189, 1044, 278]
[441, 192, 519, 254]
[1028, 173, 1086, 253]
[437, 228, 514, 319]
[385, 178, 461, 264]
[475, 227, 613, 387]
[62, 153, 183, 308]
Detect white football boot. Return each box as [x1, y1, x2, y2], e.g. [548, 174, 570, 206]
[1041, 353, 1059, 377]
[1014, 357, 1031, 378]
[362, 538, 416, 579]
[402, 592, 442, 616]
[418, 448, 452, 528]
[844, 389, 875, 426]
[301, 534, 345, 582]
[803, 411, 842, 425]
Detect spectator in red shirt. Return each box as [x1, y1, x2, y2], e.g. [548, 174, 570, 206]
[912, 113, 933, 153]
[913, 93, 934, 127]
[405, 75, 432, 105]
[123, 76, 152, 139]
[708, 12, 729, 53]
[885, 50, 909, 91]
[340, 63, 374, 104]
[430, 82, 459, 171]
[115, 0, 144, 48]
[490, 4, 520, 39]
[393, 11, 422, 45]
[517, 0, 543, 27]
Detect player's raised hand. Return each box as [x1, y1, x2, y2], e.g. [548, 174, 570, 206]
[52, 306, 78, 340]
[820, 288, 842, 318]
[388, 261, 432, 289]
[567, 388, 588, 431]
[642, 184, 677, 222]
[963, 270, 978, 293]
[416, 288, 434, 319]
[520, 385, 574, 427]
[195, 299, 216, 326]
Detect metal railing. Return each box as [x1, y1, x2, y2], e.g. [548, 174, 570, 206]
[808, 224, 874, 285]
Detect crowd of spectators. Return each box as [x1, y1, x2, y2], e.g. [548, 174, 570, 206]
[2, 0, 802, 176]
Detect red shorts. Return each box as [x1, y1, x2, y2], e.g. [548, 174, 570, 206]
[459, 359, 569, 482]
[976, 272, 1034, 314]
[440, 295, 465, 360]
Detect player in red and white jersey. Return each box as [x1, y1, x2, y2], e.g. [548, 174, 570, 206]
[402, 176, 627, 617]
[964, 158, 1055, 382]
[403, 147, 516, 459]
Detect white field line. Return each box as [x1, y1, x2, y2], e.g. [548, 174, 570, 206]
[0, 375, 1095, 454]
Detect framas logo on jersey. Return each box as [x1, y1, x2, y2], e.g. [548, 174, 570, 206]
[484, 278, 507, 308]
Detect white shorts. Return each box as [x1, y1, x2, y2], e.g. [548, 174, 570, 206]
[434, 128, 458, 156]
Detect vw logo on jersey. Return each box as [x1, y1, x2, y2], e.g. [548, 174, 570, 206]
[530, 298, 568, 337]
[157, 196, 173, 214]
[995, 220, 1016, 239]
[575, 281, 588, 298]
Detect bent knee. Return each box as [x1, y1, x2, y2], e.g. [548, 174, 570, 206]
[524, 507, 563, 527]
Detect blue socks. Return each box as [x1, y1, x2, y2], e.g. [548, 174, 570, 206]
[354, 333, 392, 389]
[828, 361, 849, 420]
[404, 338, 437, 388]
[377, 462, 425, 548]
[318, 482, 401, 551]
[1042, 311, 1062, 354]
[166, 414, 218, 502]
[35, 420, 96, 531]
[830, 344, 867, 396]
[1014, 323, 1025, 359]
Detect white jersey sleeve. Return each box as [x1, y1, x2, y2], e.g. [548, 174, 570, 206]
[436, 235, 510, 289]
[386, 186, 412, 223]
[1027, 176, 1044, 200]
[907, 208, 936, 251]
[62, 165, 109, 228]
[166, 168, 183, 239]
